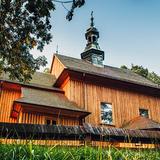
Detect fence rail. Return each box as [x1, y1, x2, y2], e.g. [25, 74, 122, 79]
[0, 122, 160, 144]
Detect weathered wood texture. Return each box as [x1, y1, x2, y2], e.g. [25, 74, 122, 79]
[0, 122, 159, 140]
[62, 79, 160, 128]
[1, 138, 158, 148]
[19, 112, 79, 126]
[118, 142, 159, 149]
[0, 85, 21, 123]
[0, 83, 79, 126]
[0, 139, 81, 146]
[91, 141, 160, 148]
[51, 56, 65, 79]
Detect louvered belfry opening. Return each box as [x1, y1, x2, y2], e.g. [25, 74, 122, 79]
[81, 12, 105, 67]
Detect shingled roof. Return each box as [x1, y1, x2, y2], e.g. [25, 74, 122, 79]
[0, 71, 57, 90]
[14, 87, 89, 115]
[55, 54, 160, 89]
[123, 116, 160, 131]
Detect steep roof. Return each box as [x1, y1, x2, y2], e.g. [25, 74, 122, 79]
[123, 116, 160, 130]
[55, 54, 160, 89]
[15, 87, 89, 115]
[0, 71, 57, 90]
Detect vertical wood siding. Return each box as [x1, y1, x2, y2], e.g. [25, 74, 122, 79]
[62, 79, 160, 128]
[0, 87, 21, 123]
[51, 56, 65, 79]
[0, 82, 79, 126]
[7, 112, 80, 146]
[19, 111, 79, 126]
[20, 112, 45, 124]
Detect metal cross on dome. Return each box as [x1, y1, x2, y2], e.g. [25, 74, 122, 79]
[91, 11, 94, 27]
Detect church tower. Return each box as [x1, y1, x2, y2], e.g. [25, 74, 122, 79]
[81, 12, 105, 66]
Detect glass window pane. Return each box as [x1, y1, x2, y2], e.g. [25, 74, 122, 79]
[101, 102, 113, 124]
[139, 109, 149, 118]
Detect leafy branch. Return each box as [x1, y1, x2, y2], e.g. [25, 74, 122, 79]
[53, 0, 85, 21]
[121, 64, 160, 85]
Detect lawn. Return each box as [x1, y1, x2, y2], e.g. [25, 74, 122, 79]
[0, 143, 160, 160]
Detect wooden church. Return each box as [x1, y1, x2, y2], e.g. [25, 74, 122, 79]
[0, 13, 160, 147]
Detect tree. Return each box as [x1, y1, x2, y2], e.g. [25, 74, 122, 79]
[0, 0, 85, 82]
[43, 68, 50, 73]
[130, 64, 148, 78]
[65, 0, 85, 21]
[121, 65, 128, 70]
[148, 72, 160, 85]
[121, 64, 160, 85]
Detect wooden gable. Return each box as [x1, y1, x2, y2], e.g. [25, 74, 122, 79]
[50, 55, 66, 79]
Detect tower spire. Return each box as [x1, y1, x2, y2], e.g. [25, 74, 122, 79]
[81, 12, 105, 67]
[90, 11, 94, 27]
[56, 45, 59, 54]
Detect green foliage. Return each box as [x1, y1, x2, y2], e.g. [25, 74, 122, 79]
[130, 64, 149, 78]
[43, 68, 50, 73]
[121, 64, 160, 85]
[66, 0, 85, 21]
[0, 144, 160, 160]
[0, 0, 55, 82]
[121, 65, 128, 70]
[0, 0, 85, 82]
[148, 72, 160, 85]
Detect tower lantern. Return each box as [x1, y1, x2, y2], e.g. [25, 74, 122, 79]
[81, 11, 105, 67]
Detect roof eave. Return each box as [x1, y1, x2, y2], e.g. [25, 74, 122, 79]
[0, 79, 64, 93]
[14, 101, 90, 118]
[54, 68, 160, 97]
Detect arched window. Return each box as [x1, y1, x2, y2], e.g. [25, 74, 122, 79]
[88, 36, 92, 43]
[92, 36, 96, 42]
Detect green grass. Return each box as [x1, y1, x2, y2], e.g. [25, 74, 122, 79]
[0, 143, 160, 160]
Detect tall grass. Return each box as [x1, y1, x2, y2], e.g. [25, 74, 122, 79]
[0, 143, 160, 160]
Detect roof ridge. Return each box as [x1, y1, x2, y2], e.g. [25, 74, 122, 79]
[55, 54, 159, 88]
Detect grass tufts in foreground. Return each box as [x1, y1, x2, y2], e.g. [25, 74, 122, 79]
[0, 143, 160, 160]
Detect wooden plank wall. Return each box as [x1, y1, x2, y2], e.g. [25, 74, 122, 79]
[19, 112, 44, 124]
[19, 112, 79, 126]
[50, 56, 65, 79]
[0, 86, 21, 123]
[0, 82, 79, 127]
[1, 111, 80, 146]
[62, 79, 160, 128]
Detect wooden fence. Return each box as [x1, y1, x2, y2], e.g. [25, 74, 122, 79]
[0, 122, 160, 148]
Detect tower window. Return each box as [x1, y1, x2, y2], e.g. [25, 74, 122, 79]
[101, 102, 113, 125]
[139, 108, 149, 118]
[92, 55, 103, 66]
[88, 36, 92, 43]
[92, 36, 96, 42]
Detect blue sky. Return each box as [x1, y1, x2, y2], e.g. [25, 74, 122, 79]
[32, 0, 160, 74]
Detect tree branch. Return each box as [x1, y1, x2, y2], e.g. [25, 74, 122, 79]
[53, 0, 73, 3]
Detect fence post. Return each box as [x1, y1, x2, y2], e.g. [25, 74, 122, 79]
[84, 134, 92, 146]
